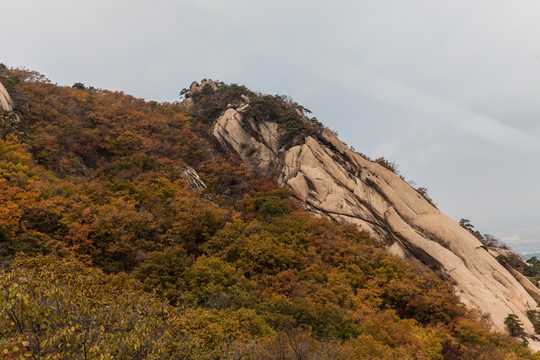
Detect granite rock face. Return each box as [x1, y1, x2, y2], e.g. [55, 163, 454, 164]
[0, 81, 14, 112]
[211, 98, 540, 349]
[0, 80, 21, 133]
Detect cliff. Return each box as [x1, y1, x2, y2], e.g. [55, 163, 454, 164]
[203, 81, 540, 348]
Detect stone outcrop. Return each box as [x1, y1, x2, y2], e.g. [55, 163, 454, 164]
[211, 98, 540, 349]
[182, 166, 207, 190]
[0, 81, 14, 112]
[0, 80, 21, 135]
[181, 79, 220, 108]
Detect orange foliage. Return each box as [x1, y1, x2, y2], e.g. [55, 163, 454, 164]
[0, 68, 537, 359]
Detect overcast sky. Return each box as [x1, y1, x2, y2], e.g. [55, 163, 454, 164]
[2, 0, 539, 253]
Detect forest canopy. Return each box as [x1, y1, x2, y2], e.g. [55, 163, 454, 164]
[0, 67, 538, 359]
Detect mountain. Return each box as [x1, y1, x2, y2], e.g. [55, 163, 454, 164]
[1, 69, 540, 358]
[187, 80, 540, 347]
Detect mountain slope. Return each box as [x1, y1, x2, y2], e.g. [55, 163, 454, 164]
[1, 70, 540, 358]
[203, 81, 540, 347]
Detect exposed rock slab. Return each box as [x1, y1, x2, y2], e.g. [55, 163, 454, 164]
[212, 105, 540, 349]
[0, 81, 14, 112]
[182, 166, 207, 191]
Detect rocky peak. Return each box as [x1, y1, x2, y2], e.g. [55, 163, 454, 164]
[180, 79, 221, 108]
[188, 79, 219, 97]
[212, 96, 540, 349]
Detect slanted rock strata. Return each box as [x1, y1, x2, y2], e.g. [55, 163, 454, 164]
[212, 102, 540, 349]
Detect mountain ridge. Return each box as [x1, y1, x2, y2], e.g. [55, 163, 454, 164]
[188, 79, 540, 348]
[1, 70, 540, 357]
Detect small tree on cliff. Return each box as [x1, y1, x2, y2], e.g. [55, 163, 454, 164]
[504, 314, 528, 346]
[459, 219, 483, 240]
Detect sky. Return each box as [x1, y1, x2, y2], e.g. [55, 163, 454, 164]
[1, 0, 539, 253]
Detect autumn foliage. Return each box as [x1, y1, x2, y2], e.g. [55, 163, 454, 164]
[0, 67, 538, 359]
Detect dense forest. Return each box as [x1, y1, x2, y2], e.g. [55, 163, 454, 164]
[0, 66, 538, 359]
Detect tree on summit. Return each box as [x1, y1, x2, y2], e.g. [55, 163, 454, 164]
[458, 219, 482, 240]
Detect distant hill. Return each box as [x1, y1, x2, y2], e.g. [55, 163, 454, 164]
[522, 252, 540, 261]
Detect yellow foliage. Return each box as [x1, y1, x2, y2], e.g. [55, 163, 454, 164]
[0, 69, 538, 359]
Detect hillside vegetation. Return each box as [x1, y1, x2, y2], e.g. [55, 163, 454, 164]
[0, 67, 538, 359]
